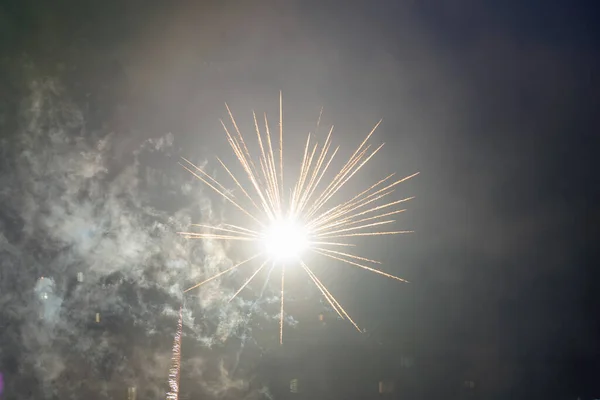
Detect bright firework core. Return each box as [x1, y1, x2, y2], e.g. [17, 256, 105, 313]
[264, 219, 309, 261]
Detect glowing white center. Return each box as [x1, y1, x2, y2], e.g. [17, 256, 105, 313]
[264, 219, 308, 261]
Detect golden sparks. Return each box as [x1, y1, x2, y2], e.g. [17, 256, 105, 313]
[181, 94, 418, 344]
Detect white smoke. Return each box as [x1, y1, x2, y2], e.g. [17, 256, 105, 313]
[0, 75, 274, 399]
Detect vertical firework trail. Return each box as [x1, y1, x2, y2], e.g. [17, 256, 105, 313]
[166, 306, 183, 400]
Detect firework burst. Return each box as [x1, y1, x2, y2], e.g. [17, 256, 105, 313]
[181, 94, 418, 343]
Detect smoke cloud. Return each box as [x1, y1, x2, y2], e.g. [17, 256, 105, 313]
[0, 74, 274, 399]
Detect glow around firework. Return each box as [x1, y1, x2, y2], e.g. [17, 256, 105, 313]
[180, 94, 418, 344]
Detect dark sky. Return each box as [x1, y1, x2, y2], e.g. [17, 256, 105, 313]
[1, 0, 599, 399]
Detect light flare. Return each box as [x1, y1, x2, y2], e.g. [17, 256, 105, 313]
[263, 219, 309, 261]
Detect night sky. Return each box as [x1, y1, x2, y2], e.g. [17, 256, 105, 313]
[0, 0, 599, 399]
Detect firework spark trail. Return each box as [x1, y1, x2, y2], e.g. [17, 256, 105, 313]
[229, 259, 269, 302]
[279, 264, 285, 345]
[184, 254, 262, 293]
[166, 306, 183, 400]
[181, 95, 418, 343]
[300, 261, 360, 331]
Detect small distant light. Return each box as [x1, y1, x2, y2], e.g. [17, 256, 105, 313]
[400, 356, 414, 368]
[95, 313, 100, 323]
[77, 272, 83, 282]
[464, 380, 475, 389]
[290, 378, 299, 393]
[41, 292, 48, 300]
[318, 314, 324, 322]
[128, 386, 137, 400]
[378, 380, 394, 394]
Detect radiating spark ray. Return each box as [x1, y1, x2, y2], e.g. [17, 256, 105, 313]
[225, 103, 257, 173]
[314, 247, 382, 264]
[318, 230, 414, 239]
[295, 140, 319, 214]
[254, 112, 280, 214]
[222, 224, 262, 235]
[279, 264, 285, 345]
[349, 119, 382, 164]
[302, 132, 332, 197]
[178, 230, 254, 238]
[310, 171, 418, 230]
[312, 194, 414, 232]
[309, 190, 398, 230]
[296, 128, 334, 214]
[313, 249, 409, 283]
[292, 133, 313, 213]
[179, 233, 257, 241]
[308, 173, 396, 226]
[253, 111, 272, 189]
[301, 261, 361, 332]
[279, 91, 283, 196]
[229, 259, 269, 302]
[291, 135, 309, 211]
[342, 172, 419, 211]
[316, 219, 396, 236]
[259, 156, 278, 214]
[263, 112, 282, 212]
[216, 157, 263, 215]
[179, 163, 264, 226]
[254, 111, 281, 215]
[308, 241, 357, 247]
[329, 144, 371, 185]
[311, 144, 367, 205]
[184, 254, 262, 292]
[315, 107, 323, 136]
[302, 265, 346, 321]
[183, 233, 252, 242]
[310, 185, 394, 229]
[296, 142, 339, 217]
[300, 261, 344, 318]
[300, 141, 319, 200]
[333, 172, 418, 215]
[220, 120, 275, 219]
[314, 119, 382, 197]
[181, 157, 230, 194]
[305, 145, 373, 219]
[189, 224, 260, 237]
[309, 143, 385, 219]
[313, 208, 407, 234]
[191, 224, 261, 236]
